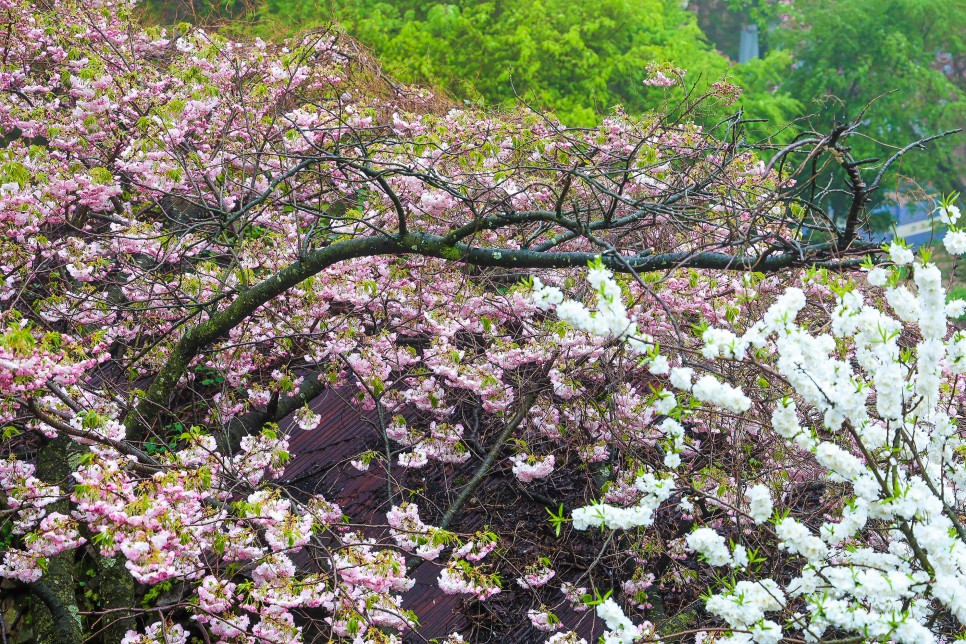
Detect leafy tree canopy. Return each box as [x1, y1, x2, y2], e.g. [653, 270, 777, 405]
[731, 0, 965, 198]
[253, 0, 803, 129]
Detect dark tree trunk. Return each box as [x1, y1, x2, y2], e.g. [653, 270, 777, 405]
[32, 437, 83, 644]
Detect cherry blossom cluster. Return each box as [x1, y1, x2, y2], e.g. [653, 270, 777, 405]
[0, 0, 886, 640]
[534, 223, 966, 643]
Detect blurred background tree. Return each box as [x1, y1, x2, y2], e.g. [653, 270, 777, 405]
[143, 0, 964, 223]
[718, 0, 965, 205]
[250, 0, 802, 129]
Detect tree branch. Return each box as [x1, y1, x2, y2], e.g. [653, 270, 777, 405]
[438, 391, 539, 531]
[122, 227, 872, 441]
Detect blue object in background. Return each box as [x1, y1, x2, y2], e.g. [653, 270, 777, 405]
[869, 200, 944, 247]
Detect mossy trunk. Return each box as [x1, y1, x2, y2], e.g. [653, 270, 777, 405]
[96, 552, 136, 643]
[32, 436, 83, 644]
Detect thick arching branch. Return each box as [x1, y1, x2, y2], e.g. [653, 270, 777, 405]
[122, 227, 870, 441]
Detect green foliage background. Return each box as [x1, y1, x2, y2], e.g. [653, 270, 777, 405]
[258, 0, 801, 127]
[761, 0, 965, 199]
[146, 0, 964, 203]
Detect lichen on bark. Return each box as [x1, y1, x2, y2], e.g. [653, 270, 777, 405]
[32, 436, 83, 644]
